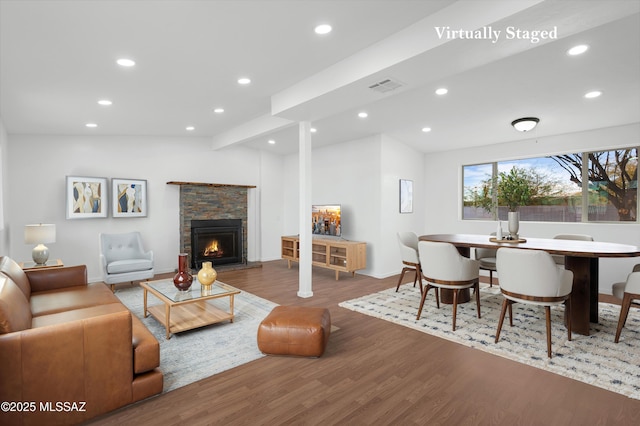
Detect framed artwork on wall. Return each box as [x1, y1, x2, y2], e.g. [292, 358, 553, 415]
[66, 176, 108, 219]
[400, 179, 413, 213]
[112, 178, 147, 218]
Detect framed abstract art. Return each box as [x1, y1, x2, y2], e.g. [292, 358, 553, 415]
[399, 179, 413, 213]
[66, 176, 108, 219]
[112, 178, 148, 218]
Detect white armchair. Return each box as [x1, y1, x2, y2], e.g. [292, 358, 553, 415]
[495, 248, 573, 358]
[613, 264, 640, 343]
[99, 232, 154, 291]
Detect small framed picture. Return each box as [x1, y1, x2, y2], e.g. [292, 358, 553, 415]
[66, 176, 108, 219]
[400, 179, 413, 213]
[112, 178, 147, 218]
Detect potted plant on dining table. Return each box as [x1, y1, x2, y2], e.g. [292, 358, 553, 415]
[497, 167, 533, 238]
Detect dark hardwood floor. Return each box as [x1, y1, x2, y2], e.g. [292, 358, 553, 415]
[90, 261, 640, 425]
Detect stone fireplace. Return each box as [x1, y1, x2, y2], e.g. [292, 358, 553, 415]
[191, 219, 243, 269]
[168, 181, 255, 271]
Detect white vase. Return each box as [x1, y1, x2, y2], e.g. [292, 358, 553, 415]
[508, 211, 520, 238]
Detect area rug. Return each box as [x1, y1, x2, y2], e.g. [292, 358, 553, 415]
[339, 284, 640, 399]
[115, 283, 278, 393]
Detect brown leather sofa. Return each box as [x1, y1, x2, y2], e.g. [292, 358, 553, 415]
[0, 256, 163, 425]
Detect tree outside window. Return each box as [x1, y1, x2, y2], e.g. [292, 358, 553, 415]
[463, 147, 638, 223]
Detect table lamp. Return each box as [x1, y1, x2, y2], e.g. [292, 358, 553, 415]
[24, 224, 56, 265]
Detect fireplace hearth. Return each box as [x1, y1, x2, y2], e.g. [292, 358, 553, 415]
[191, 219, 243, 269]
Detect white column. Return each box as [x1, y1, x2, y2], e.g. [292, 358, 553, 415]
[298, 121, 313, 298]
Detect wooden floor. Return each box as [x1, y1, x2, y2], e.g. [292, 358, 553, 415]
[90, 261, 640, 425]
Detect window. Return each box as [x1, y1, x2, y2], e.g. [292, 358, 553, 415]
[463, 147, 638, 223]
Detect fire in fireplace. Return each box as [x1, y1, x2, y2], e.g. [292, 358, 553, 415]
[191, 219, 243, 269]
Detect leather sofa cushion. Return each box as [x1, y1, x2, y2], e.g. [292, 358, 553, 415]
[0, 277, 33, 334]
[30, 283, 118, 317]
[131, 315, 160, 374]
[107, 259, 153, 274]
[31, 302, 126, 328]
[0, 256, 31, 299]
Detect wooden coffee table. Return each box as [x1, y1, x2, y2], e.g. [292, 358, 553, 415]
[141, 278, 241, 339]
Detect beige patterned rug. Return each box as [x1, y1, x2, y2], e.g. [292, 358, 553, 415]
[116, 284, 278, 393]
[339, 284, 640, 399]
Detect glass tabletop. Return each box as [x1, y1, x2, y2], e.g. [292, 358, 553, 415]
[145, 278, 240, 303]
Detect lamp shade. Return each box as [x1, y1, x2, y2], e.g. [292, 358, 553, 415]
[24, 224, 56, 244]
[511, 117, 539, 132]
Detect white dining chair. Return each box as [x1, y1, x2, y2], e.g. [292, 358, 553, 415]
[395, 232, 423, 293]
[495, 248, 573, 358]
[417, 241, 480, 331]
[552, 234, 594, 265]
[613, 264, 640, 343]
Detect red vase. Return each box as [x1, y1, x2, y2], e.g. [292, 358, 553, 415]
[173, 253, 193, 291]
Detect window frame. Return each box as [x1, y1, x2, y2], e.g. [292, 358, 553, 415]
[462, 146, 639, 224]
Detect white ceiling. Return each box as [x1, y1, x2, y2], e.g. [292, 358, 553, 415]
[1, 0, 639, 155]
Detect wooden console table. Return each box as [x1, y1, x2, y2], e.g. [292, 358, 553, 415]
[281, 236, 366, 280]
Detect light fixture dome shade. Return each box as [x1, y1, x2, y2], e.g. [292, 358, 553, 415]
[511, 117, 539, 132]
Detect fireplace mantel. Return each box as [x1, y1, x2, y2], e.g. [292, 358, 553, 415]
[167, 181, 256, 188]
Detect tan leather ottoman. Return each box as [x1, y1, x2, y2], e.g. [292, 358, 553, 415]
[257, 306, 331, 357]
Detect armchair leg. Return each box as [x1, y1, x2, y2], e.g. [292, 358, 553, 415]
[615, 293, 633, 343]
[111, 284, 115, 292]
[474, 282, 481, 319]
[451, 289, 458, 331]
[545, 306, 552, 358]
[495, 299, 510, 343]
[395, 268, 409, 292]
[566, 298, 572, 342]
[416, 284, 433, 320]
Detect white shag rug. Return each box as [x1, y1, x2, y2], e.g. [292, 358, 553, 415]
[339, 284, 640, 399]
[115, 283, 278, 393]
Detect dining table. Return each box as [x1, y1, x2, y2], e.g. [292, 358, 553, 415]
[419, 234, 640, 336]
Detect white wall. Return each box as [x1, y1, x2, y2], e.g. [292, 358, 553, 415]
[423, 122, 640, 293]
[0, 119, 9, 255]
[283, 134, 427, 278]
[6, 135, 285, 282]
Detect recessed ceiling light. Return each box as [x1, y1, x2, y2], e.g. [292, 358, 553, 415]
[85, 123, 98, 128]
[567, 44, 589, 56]
[97, 99, 112, 106]
[421, 127, 432, 133]
[186, 126, 195, 131]
[310, 127, 317, 133]
[213, 108, 224, 114]
[435, 88, 448, 95]
[358, 112, 368, 118]
[268, 139, 276, 144]
[314, 24, 332, 35]
[237, 77, 251, 85]
[584, 90, 602, 99]
[116, 58, 135, 67]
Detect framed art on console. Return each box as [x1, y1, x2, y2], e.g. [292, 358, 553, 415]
[66, 176, 108, 219]
[112, 178, 147, 218]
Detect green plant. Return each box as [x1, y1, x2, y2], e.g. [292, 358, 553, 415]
[498, 167, 532, 212]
